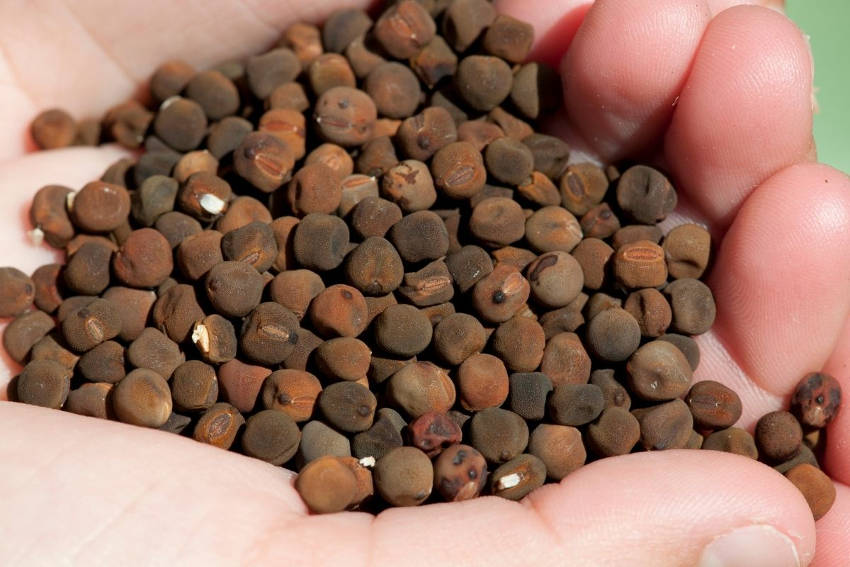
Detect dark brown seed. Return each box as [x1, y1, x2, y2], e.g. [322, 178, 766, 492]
[442, 0, 495, 52]
[193, 403, 245, 449]
[382, 160, 437, 212]
[217, 359, 272, 413]
[508, 372, 553, 421]
[176, 231, 223, 281]
[101, 287, 155, 343]
[104, 101, 154, 149]
[468, 407, 529, 464]
[350, 197, 403, 240]
[78, 340, 125, 383]
[221, 222, 278, 273]
[559, 163, 608, 216]
[510, 62, 561, 120]
[635, 399, 694, 451]
[151, 212, 200, 249]
[490, 454, 545, 501]
[207, 116, 253, 159]
[73, 118, 101, 146]
[791, 372, 842, 429]
[627, 340, 692, 401]
[319, 381, 377, 433]
[491, 317, 545, 372]
[17, 359, 71, 409]
[112, 368, 173, 428]
[485, 137, 535, 187]
[432, 313, 486, 365]
[774, 444, 819, 474]
[284, 328, 324, 371]
[269, 270, 323, 322]
[112, 228, 173, 289]
[389, 210, 450, 263]
[364, 62, 421, 119]
[315, 338, 371, 383]
[0, 267, 34, 317]
[469, 197, 525, 247]
[525, 206, 583, 253]
[455, 55, 513, 111]
[191, 314, 237, 364]
[127, 328, 184, 380]
[408, 411, 462, 457]
[353, 411, 405, 460]
[529, 424, 585, 480]
[130, 175, 177, 228]
[456, 353, 509, 411]
[590, 369, 631, 410]
[262, 369, 322, 422]
[374, 0, 436, 59]
[205, 261, 265, 318]
[267, 82, 310, 113]
[624, 288, 672, 338]
[616, 165, 677, 224]
[539, 297, 586, 339]
[521, 134, 569, 180]
[374, 304, 433, 358]
[30, 185, 75, 247]
[433, 444, 487, 502]
[663, 224, 711, 280]
[241, 409, 301, 465]
[387, 361, 456, 418]
[612, 224, 665, 249]
[296, 455, 359, 514]
[755, 410, 803, 464]
[374, 446, 433, 507]
[356, 137, 399, 179]
[580, 203, 621, 239]
[30, 264, 63, 315]
[482, 14, 534, 63]
[702, 427, 758, 459]
[171, 360, 218, 412]
[153, 97, 207, 152]
[584, 292, 622, 323]
[309, 284, 369, 338]
[785, 463, 836, 520]
[445, 245, 493, 294]
[239, 302, 299, 365]
[431, 142, 487, 200]
[663, 278, 716, 335]
[246, 48, 301, 99]
[586, 308, 641, 362]
[472, 263, 530, 324]
[292, 213, 350, 272]
[31, 108, 77, 149]
[259, 108, 307, 159]
[61, 299, 121, 353]
[299, 420, 352, 464]
[63, 241, 111, 296]
[658, 333, 701, 371]
[151, 283, 205, 343]
[65, 382, 113, 419]
[685, 380, 742, 430]
[396, 106, 458, 161]
[178, 172, 231, 222]
[613, 240, 668, 289]
[314, 86, 376, 147]
[588, 407, 640, 457]
[185, 70, 240, 120]
[70, 181, 131, 233]
[548, 383, 604, 426]
[540, 332, 591, 386]
[345, 34, 387, 78]
[323, 9, 373, 53]
[234, 132, 295, 193]
[133, 150, 180, 187]
[150, 60, 195, 102]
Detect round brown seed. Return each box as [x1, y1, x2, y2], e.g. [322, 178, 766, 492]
[472, 263, 530, 324]
[296, 455, 359, 514]
[112, 368, 173, 428]
[233, 131, 295, 193]
[616, 165, 677, 224]
[457, 353, 509, 411]
[171, 360, 218, 412]
[245, 48, 301, 99]
[242, 409, 301, 465]
[491, 317, 545, 372]
[490, 454, 546, 501]
[658, 333, 701, 371]
[30, 185, 75, 247]
[185, 70, 240, 120]
[588, 407, 641, 457]
[269, 270, 325, 321]
[382, 160, 437, 213]
[287, 162, 343, 216]
[113, 228, 173, 289]
[179, 172, 231, 221]
[456, 55, 513, 111]
[525, 206, 583, 253]
[0, 267, 35, 317]
[218, 359, 272, 414]
[433, 444, 488, 503]
[433, 313, 487, 365]
[559, 163, 608, 216]
[350, 197, 403, 239]
[482, 14, 534, 63]
[293, 213, 350, 272]
[262, 369, 322, 422]
[31, 108, 77, 149]
[374, 446, 434, 507]
[78, 340, 125, 383]
[65, 382, 113, 419]
[152, 283, 205, 343]
[308, 53, 356, 96]
[570, 238, 613, 291]
[127, 327, 184, 380]
[240, 303, 299, 366]
[64, 241, 111, 296]
[150, 59, 195, 102]
[365, 62, 421, 119]
[353, 412, 404, 461]
[540, 332, 591, 386]
[309, 284, 369, 338]
[785, 464, 836, 521]
[663, 278, 716, 335]
[314, 86, 377, 146]
[469, 197, 525, 247]
[755, 411, 803, 463]
[205, 261, 264, 318]
[217, 196, 272, 234]
[580, 203, 621, 239]
[468, 408, 529, 464]
[193, 402, 245, 449]
[635, 399, 694, 451]
[663, 223, 711, 279]
[586, 308, 642, 362]
[387, 361, 456, 418]
[791, 372, 842, 429]
[299, 420, 352, 464]
[373, 0, 436, 59]
[17, 359, 72, 409]
[508, 372, 553, 421]
[61, 298, 122, 352]
[374, 304, 433, 358]
[613, 240, 668, 289]
[526, 251, 584, 308]
[396, 106, 458, 161]
[624, 288, 672, 337]
[70, 181, 131, 233]
[548, 383, 604, 426]
[529, 424, 586, 480]
[315, 337, 372, 382]
[485, 137, 534, 186]
[207, 116, 253, 160]
[345, 237, 404, 296]
[627, 340, 693, 401]
[389, 210, 450, 263]
[153, 97, 207, 151]
[685, 380, 742, 430]
[702, 427, 758, 459]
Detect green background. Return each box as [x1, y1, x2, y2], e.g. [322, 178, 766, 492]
[788, 0, 849, 174]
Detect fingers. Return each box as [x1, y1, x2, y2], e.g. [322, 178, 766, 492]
[664, 5, 814, 229]
[812, 483, 850, 567]
[0, 145, 129, 395]
[557, 0, 711, 162]
[0, 402, 816, 566]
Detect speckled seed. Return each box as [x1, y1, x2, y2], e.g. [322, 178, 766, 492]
[205, 261, 265, 318]
[127, 327, 184, 380]
[319, 381, 377, 433]
[627, 340, 693, 401]
[112, 368, 173, 428]
[193, 403, 245, 449]
[785, 464, 836, 521]
[389, 210, 450, 263]
[468, 407, 529, 464]
[445, 245, 493, 294]
[702, 427, 759, 459]
[489, 454, 546, 501]
[407, 411, 463, 457]
[663, 278, 716, 335]
[540, 332, 591, 386]
[791, 372, 842, 428]
[296, 455, 359, 514]
[373, 0, 436, 59]
[217, 359, 272, 413]
[588, 407, 641, 457]
[432, 313, 486, 365]
[586, 309, 641, 362]
[387, 361, 456, 418]
[580, 203, 621, 239]
[685, 380, 742, 430]
[374, 446, 434, 507]
[314, 87, 377, 146]
[345, 237, 404, 296]
[239, 302, 299, 366]
[548, 383, 604, 426]
[113, 228, 173, 288]
[78, 340, 125, 383]
[396, 106, 458, 161]
[16, 360, 72, 409]
[491, 317, 545, 373]
[457, 353, 509, 411]
[286, 163, 343, 217]
[434, 444, 488, 502]
[70, 181, 131, 233]
[613, 240, 668, 289]
[61, 298, 122, 353]
[755, 411, 803, 463]
[635, 399, 694, 451]
[269, 270, 324, 321]
[455, 55, 513, 111]
[293, 213, 350, 272]
[442, 0, 495, 52]
[469, 197, 525, 247]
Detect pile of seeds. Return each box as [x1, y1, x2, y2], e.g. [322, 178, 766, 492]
[4, 0, 840, 518]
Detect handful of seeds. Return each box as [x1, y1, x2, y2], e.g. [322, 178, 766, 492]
[4, 0, 840, 519]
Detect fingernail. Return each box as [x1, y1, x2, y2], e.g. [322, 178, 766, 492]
[698, 525, 800, 567]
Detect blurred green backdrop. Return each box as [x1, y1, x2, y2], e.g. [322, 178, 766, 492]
[788, 0, 849, 174]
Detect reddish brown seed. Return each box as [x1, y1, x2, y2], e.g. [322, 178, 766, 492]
[635, 399, 694, 451]
[234, 132, 295, 193]
[791, 372, 842, 429]
[663, 223, 711, 279]
[61, 298, 121, 353]
[70, 181, 131, 233]
[432, 312, 486, 365]
[314, 87, 377, 147]
[373, 0, 436, 59]
[296, 455, 359, 514]
[364, 62, 421, 119]
[517, 171, 560, 207]
[580, 203, 621, 239]
[112, 368, 173, 428]
[309, 284, 369, 338]
[267, 82, 310, 113]
[468, 407, 529, 464]
[382, 160, 438, 212]
[785, 464, 836, 521]
[0, 267, 35, 318]
[398, 260, 455, 308]
[269, 270, 324, 322]
[241, 409, 301, 465]
[99, 287, 153, 343]
[525, 206, 583, 253]
[262, 369, 322, 422]
[315, 337, 372, 381]
[755, 411, 803, 463]
[624, 288, 672, 338]
[178, 172, 232, 221]
[305, 143, 355, 179]
[469, 197, 525, 247]
[308, 53, 356, 96]
[63, 241, 111, 296]
[457, 353, 509, 411]
[356, 137, 399, 178]
[408, 411, 463, 457]
[245, 48, 301, 99]
[387, 361, 456, 418]
[548, 383, 604, 426]
[491, 317, 545, 372]
[613, 240, 668, 289]
[685, 380, 742, 430]
[218, 359, 272, 413]
[588, 407, 641, 457]
[175, 231, 223, 281]
[702, 427, 759, 459]
[411, 35, 457, 88]
[150, 59, 195, 102]
[433, 444, 487, 502]
[559, 163, 608, 216]
[151, 283, 205, 343]
[112, 228, 173, 289]
[104, 101, 154, 149]
[31, 108, 77, 149]
[281, 22, 323, 66]
[30, 264, 63, 314]
[569, 238, 612, 291]
[616, 165, 677, 224]
[16, 359, 72, 409]
[540, 332, 591, 386]
[539, 297, 586, 339]
[471, 263, 530, 324]
[431, 139, 490, 199]
[396, 106, 458, 161]
[193, 403, 245, 449]
[528, 424, 585, 480]
[489, 454, 545, 501]
[65, 382, 113, 419]
[221, 221, 278, 273]
[216, 196, 272, 235]
[30, 185, 75, 247]
[259, 108, 307, 159]
[338, 175, 380, 216]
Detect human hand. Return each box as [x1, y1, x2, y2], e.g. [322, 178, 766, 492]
[1, 1, 848, 565]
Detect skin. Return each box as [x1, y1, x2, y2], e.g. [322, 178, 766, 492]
[0, 0, 848, 564]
